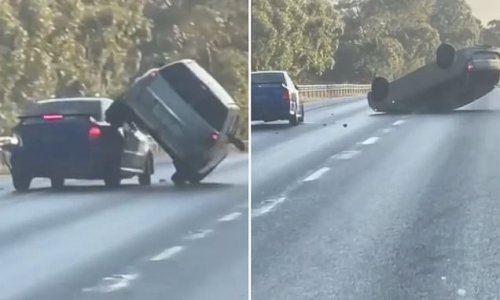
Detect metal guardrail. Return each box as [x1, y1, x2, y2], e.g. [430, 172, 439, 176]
[298, 84, 371, 101]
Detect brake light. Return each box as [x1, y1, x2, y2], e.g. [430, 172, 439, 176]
[282, 89, 290, 102]
[43, 114, 63, 121]
[467, 63, 474, 72]
[211, 132, 220, 142]
[88, 126, 101, 140]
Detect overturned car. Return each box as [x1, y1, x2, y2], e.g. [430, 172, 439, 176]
[106, 59, 244, 185]
[368, 44, 500, 113]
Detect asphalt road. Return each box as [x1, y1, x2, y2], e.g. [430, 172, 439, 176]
[252, 88, 500, 299]
[0, 153, 248, 300]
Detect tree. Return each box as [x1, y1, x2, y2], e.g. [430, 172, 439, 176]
[430, 0, 481, 48]
[481, 20, 500, 47]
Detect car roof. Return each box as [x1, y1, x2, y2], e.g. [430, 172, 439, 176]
[252, 70, 288, 75]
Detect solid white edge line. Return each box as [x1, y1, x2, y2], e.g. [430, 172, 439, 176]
[361, 136, 379, 145]
[218, 212, 243, 222]
[303, 167, 331, 182]
[150, 246, 184, 261]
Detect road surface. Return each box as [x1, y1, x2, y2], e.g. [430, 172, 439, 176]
[252, 88, 500, 299]
[0, 153, 248, 300]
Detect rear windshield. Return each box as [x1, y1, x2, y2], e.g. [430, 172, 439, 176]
[252, 72, 286, 84]
[473, 52, 500, 60]
[159, 63, 227, 130]
[22, 100, 105, 121]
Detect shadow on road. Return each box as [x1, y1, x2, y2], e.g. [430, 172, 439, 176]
[251, 122, 292, 132]
[10, 181, 235, 196]
[369, 109, 499, 117]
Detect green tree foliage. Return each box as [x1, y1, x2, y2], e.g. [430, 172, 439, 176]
[252, 0, 485, 85]
[0, 0, 248, 139]
[251, 0, 343, 79]
[481, 20, 500, 47]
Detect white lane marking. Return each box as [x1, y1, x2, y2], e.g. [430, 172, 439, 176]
[392, 120, 406, 126]
[441, 276, 446, 280]
[218, 212, 242, 222]
[252, 197, 286, 217]
[303, 167, 331, 182]
[457, 289, 466, 296]
[150, 246, 184, 261]
[360, 137, 379, 145]
[382, 128, 394, 134]
[82, 274, 139, 293]
[184, 229, 214, 241]
[331, 150, 360, 160]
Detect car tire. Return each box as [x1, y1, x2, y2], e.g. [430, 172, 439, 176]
[50, 177, 65, 190]
[298, 104, 305, 123]
[289, 111, 299, 126]
[171, 171, 187, 186]
[138, 155, 152, 186]
[12, 170, 31, 192]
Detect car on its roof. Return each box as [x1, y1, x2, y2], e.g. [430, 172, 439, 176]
[3, 97, 154, 191]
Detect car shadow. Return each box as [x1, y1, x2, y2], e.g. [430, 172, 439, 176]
[10, 181, 235, 195]
[251, 122, 293, 132]
[369, 109, 498, 117]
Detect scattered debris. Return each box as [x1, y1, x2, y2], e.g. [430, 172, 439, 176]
[343, 123, 348, 128]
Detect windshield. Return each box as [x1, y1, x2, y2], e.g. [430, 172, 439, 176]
[22, 99, 106, 121]
[252, 72, 286, 84]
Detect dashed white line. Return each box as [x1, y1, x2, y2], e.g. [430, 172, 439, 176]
[184, 229, 214, 241]
[392, 120, 406, 126]
[303, 167, 331, 182]
[457, 288, 467, 297]
[218, 212, 242, 222]
[361, 137, 379, 145]
[331, 150, 361, 160]
[150, 246, 184, 261]
[252, 197, 286, 217]
[382, 128, 394, 134]
[82, 273, 139, 293]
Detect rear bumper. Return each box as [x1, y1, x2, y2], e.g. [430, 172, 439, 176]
[10, 148, 116, 179]
[251, 108, 291, 122]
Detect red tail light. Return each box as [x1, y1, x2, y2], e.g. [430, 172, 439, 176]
[467, 63, 474, 72]
[43, 114, 63, 121]
[282, 89, 290, 102]
[88, 126, 101, 140]
[210, 132, 220, 142]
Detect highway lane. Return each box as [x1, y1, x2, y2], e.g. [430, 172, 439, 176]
[0, 153, 248, 300]
[252, 88, 500, 299]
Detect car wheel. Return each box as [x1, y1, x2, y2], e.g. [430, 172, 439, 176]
[298, 104, 305, 123]
[289, 111, 299, 126]
[12, 170, 31, 192]
[50, 177, 65, 190]
[138, 155, 152, 186]
[171, 171, 187, 186]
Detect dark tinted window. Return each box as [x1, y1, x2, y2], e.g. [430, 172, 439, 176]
[22, 100, 105, 121]
[473, 52, 500, 60]
[159, 63, 226, 131]
[252, 72, 286, 84]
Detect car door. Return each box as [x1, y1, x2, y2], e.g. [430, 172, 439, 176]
[120, 122, 148, 173]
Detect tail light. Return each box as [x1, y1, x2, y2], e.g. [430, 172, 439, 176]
[88, 126, 101, 140]
[467, 63, 474, 72]
[282, 89, 290, 102]
[43, 114, 63, 121]
[210, 132, 220, 143]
